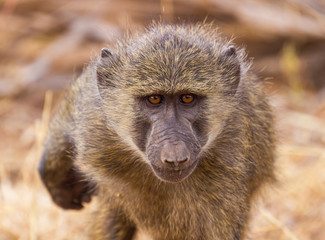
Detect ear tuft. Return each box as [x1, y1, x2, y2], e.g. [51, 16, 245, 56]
[219, 45, 241, 95]
[96, 48, 120, 96]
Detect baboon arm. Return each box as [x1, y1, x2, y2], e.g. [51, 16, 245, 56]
[38, 90, 95, 210]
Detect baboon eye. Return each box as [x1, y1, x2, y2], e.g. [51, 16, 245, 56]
[147, 95, 163, 105]
[180, 94, 195, 104]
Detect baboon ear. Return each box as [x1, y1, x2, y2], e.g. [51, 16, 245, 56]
[96, 48, 117, 98]
[220, 45, 241, 95]
[100, 48, 113, 58]
[221, 45, 237, 58]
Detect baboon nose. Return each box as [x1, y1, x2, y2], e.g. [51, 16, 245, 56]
[160, 141, 190, 167]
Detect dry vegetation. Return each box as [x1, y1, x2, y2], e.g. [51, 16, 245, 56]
[0, 0, 325, 239]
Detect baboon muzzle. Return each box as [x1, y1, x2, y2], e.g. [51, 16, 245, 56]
[147, 125, 201, 183]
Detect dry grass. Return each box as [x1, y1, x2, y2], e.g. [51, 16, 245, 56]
[0, 92, 90, 240]
[1, 0, 325, 239]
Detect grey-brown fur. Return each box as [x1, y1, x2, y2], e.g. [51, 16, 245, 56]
[39, 23, 275, 240]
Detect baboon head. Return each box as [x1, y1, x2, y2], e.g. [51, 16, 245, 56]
[96, 24, 244, 182]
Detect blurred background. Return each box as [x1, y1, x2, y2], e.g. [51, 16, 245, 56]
[0, 0, 325, 239]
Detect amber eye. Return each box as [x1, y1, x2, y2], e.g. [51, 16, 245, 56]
[147, 95, 163, 105]
[180, 94, 195, 104]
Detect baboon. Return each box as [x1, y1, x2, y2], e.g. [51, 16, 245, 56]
[39, 23, 275, 240]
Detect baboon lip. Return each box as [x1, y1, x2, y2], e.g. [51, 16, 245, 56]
[150, 160, 198, 183]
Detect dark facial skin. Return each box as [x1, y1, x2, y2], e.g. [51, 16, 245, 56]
[140, 93, 202, 183]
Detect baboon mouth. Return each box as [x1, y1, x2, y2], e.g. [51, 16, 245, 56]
[150, 161, 198, 183]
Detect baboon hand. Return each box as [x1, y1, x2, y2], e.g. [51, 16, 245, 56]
[39, 155, 96, 210]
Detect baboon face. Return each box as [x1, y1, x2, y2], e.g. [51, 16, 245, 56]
[140, 93, 202, 183]
[97, 33, 241, 183]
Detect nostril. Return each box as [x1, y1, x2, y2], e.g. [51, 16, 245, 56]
[178, 158, 188, 164]
[163, 158, 176, 165]
[163, 157, 188, 167]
